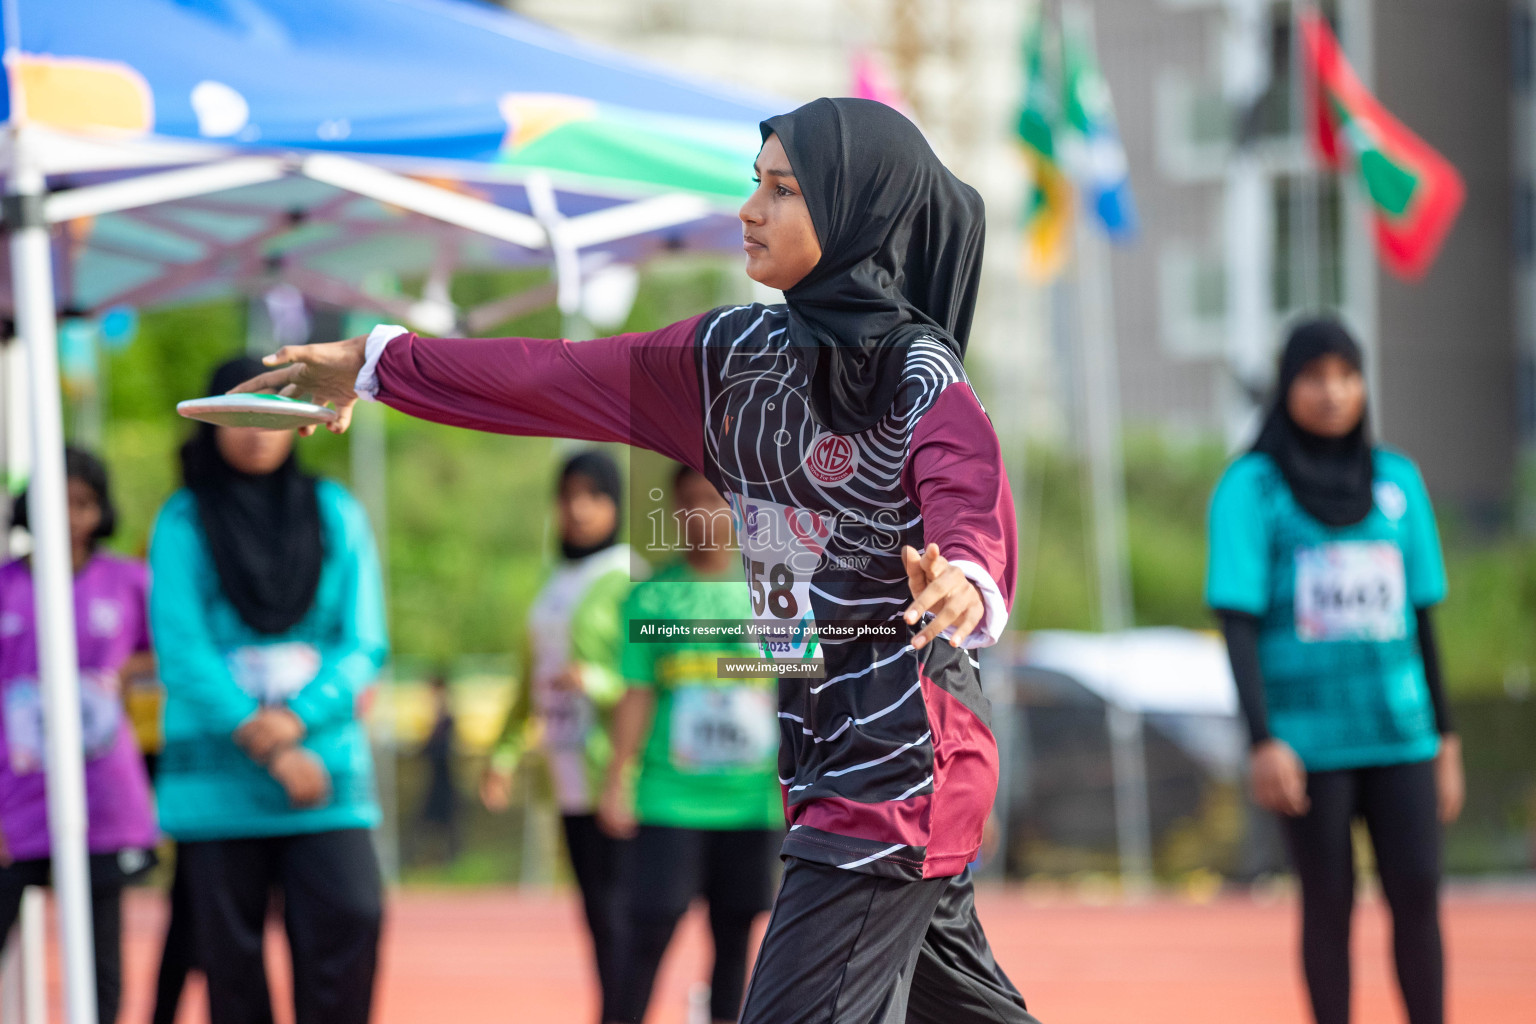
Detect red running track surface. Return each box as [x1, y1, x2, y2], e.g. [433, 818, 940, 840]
[16, 884, 1536, 1023]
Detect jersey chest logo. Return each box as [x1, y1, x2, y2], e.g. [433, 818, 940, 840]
[806, 433, 858, 485]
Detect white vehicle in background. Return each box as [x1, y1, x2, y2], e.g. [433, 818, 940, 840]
[990, 628, 1277, 885]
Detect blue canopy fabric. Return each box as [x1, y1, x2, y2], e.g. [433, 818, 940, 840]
[0, 0, 781, 318]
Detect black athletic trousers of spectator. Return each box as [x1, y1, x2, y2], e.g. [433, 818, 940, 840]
[151, 853, 199, 1024]
[739, 858, 1041, 1024]
[562, 813, 631, 1024]
[611, 825, 780, 1023]
[0, 859, 124, 1024]
[178, 828, 383, 1024]
[1280, 758, 1444, 1024]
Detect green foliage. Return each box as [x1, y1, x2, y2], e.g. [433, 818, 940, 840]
[382, 418, 556, 662]
[1012, 435, 1226, 633]
[1123, 435, 1229, 630]
[1010, 444, 1096, 631]
[1435, 540, 1536, 695]
[621, 255, 748, 332]
[104, 300, 247, 423]
[449, 267, 562, 339]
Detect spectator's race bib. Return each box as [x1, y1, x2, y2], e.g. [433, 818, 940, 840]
[1294, 541, 1407, 642]
[730, 495, 827, 660]
[540, 690, 593, 751]
[228, 643, 320, 704]
[3, 669, 123, 774]
[669, 686, 775, 769]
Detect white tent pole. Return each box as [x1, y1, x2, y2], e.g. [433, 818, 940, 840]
[41, 157, 287, 223]
[6, 126, 97, 1024]
[300, 155, 547, 250]
[525, 173, 585, 335]
[559, 193, 712, 249]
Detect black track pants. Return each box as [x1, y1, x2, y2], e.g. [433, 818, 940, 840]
[178, 829, 382, 1024]
[739, 858, 1041, 1024]
[562, 813, 632, 1024]
[610, 825, 779, 1023]
[1280, 758, 1444, 1024]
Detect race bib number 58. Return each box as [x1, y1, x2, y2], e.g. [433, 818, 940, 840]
[1294, 541, 1407, 642]
[730, 495, 829, 660]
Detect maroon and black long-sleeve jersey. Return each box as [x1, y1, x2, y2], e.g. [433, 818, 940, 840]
[368, 303, 1016, 878]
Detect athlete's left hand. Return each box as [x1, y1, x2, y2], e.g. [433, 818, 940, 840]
[902, 543, 984, 650]
[1435, 733, 1464, 824]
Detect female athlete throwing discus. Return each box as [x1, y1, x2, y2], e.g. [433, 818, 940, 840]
[236, 98, 1040, 1024]
[1208, 319, 1462, 1024]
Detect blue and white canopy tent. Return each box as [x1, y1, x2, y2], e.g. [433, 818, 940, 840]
[0, 2, 776, 1019]
[1, 0, 774, 322]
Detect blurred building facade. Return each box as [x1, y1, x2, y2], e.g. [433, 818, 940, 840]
[1095, 0, 1518, 518]
[510, 0, 1526, 519]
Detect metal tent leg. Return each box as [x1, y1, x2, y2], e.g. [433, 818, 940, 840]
[6, 128, 98, 1024]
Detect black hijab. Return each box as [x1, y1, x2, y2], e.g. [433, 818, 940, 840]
[1252, 318, 1375, 527]
[762, 98, 986, 435]
[558, 450, 622, 562]
[180, 356, 324, 634]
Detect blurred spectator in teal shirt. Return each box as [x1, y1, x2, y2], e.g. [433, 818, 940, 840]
[149, 356, 387, 1024]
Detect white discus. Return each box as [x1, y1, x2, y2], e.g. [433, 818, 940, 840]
[176, 393, 338, 429]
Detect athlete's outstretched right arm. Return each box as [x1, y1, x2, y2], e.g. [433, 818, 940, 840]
[232, 315, 708, 471]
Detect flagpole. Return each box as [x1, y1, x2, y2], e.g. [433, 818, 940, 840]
[1294, 0, 1381, 423]
[1337, 0, 1381, 428]
[1072, 184, 1152, 896]
[1053, 0, 1152, 896]
[1222, 0, 1274, 446]
[1291, 0, 1322, 314]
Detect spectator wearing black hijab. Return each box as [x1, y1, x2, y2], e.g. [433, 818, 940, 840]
[479, 448, 640, 1024]
[148, 356, 388, 1024]
[1208, 318, 1461, 1024]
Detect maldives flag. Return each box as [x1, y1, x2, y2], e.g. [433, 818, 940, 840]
[1300, 10, 1464, 279]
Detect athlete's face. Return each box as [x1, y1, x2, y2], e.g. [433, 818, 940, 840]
[1286, 353, 1366, 438]
[739, 133, 822, 292]
[558, 473, 618, 549]
[216, 425, 295, 475]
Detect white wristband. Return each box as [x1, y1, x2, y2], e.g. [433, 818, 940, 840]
[941, 559, 1010, 649]
[355, 324, 407, 402]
